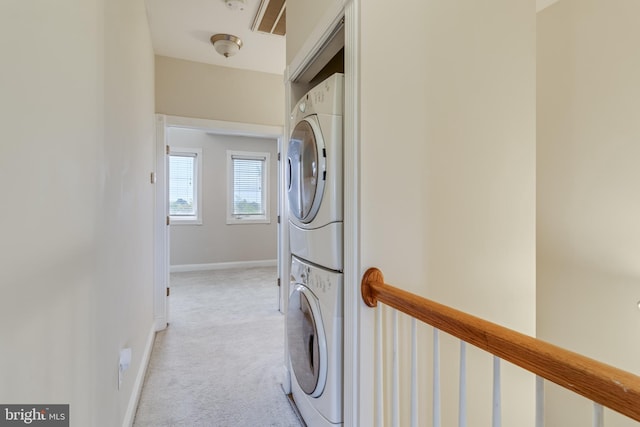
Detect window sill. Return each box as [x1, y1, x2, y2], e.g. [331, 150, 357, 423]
[226, 216, 270, 225]
[170, 216, 202, 225]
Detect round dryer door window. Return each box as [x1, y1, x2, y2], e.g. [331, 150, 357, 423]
[287, 284, 327, 397]
[287, 118, 326, 223]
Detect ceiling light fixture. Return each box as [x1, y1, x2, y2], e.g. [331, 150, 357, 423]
[210, 34, 243, 58]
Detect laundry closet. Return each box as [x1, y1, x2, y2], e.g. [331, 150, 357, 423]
[284, 22, 346, 427]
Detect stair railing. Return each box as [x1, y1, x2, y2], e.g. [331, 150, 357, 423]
[361, 267, 640, 426]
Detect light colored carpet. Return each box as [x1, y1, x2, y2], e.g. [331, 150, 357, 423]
[133, 267, 302, 427]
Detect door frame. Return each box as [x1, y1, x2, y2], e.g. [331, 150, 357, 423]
[284, 0, 373, 424]
[153, 114, 284, 331]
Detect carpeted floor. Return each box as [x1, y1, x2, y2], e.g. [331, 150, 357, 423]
[133, 267, 302, 427]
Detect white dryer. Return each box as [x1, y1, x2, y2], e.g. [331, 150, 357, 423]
[288, 255, 343, 427]
[288, 73, 344, 271]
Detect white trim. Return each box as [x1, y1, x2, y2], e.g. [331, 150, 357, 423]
[343, 1, 369, 426]
[281, 78, 293, 395]
[288, 1, 348, 83]
[154, 115, 169, 331]
[170, 259, 277, 273]
[162, 115, 282, 138]
[277, 133, 288, 315]
[122, 325, 156, 427]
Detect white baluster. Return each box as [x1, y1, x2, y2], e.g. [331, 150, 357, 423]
[536, 376, 544, 427]
[492, 356, 502, 427]
[459, 341, 467, 427]
[411, 318, 418, 427]
[392, 309, 399, 427]
[433, 328, 441, 427]
[376, 306, 383, 427]
[593, 403, 604, 427]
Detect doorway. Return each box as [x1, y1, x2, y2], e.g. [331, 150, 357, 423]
[154, 115, 285, 330]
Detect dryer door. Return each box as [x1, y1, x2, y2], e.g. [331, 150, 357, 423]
[287, 283, 327, 397]
[287, 118, 326, 223]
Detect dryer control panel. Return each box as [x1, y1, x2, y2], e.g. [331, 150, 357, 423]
[291, 256, 332, 295]
[291, 73, 344, 122]
[308, 268, 332, 295]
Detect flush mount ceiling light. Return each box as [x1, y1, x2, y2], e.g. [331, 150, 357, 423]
[210, 34, 243, 58]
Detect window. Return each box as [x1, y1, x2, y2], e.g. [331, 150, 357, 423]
[169, 147, 202, 224]
[227, 151, 270, 224]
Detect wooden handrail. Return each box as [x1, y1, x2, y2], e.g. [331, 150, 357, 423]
[361, 267, 640, 422]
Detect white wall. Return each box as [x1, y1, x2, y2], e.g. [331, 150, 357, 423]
[285, 0, 342, 64]
[537, 1, 640, 425]
[0, 0, 155, 425]
[168, 128, 278, 267]
[155, 55, 284, 126]
[358, 0, 536, 425]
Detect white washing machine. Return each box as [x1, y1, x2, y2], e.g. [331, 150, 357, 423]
[288, 73, 344, 272]
[288, 255, 343, 427]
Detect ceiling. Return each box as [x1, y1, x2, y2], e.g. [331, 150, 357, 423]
[145, 0, 559, 77]
[145, 0, 286, 75]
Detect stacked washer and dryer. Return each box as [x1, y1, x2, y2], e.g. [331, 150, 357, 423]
[286, 73, 344, 427]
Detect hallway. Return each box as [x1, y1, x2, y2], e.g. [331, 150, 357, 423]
[133, 267, 302, 426]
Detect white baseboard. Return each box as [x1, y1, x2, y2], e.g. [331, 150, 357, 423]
[122, 324, 156, 427]
[153, 316, 167, 332]
[170, 259, 277, 273]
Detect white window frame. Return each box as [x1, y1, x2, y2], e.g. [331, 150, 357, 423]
[169, 147, 203, 225]
[226, 150, 270, 225]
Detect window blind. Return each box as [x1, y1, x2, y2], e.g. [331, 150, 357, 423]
[233, 156, 265, 216]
